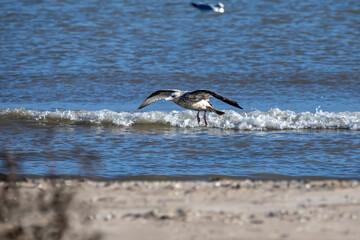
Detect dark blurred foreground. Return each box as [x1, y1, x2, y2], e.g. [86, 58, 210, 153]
[0, 149, 101, 240]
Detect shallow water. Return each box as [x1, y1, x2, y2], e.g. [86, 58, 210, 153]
[1, 0, 360, 179]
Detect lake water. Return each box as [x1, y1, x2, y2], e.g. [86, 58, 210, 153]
[1, 0, 359, 179]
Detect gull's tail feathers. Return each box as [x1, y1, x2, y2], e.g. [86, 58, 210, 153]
[212, 109, 225, 115]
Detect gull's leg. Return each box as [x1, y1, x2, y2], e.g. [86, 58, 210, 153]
[203, 111, 208, 126]
[197, 111, 200, 124]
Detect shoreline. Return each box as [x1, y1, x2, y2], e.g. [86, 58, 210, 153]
[1, 178, 359, 240]
[1, 173, 359, 182]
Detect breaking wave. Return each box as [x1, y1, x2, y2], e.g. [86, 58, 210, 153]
[1, 108, 359, 130]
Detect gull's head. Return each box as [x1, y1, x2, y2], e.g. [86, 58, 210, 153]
[165, 91, 181, 101]
[215, 2, 225, 13]
[216, 2, 224, 8]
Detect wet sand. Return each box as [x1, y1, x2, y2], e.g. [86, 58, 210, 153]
[1, 179, 359, 240]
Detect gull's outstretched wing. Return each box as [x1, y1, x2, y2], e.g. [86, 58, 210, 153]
[187, 89, 243, 109]
[138, 90, 178, 110]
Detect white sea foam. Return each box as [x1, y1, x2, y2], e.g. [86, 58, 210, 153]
[1, 108, 359, 130]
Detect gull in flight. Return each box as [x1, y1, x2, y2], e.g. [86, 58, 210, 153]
[138, 89, 242, 126]
[190, 2, 225, 13]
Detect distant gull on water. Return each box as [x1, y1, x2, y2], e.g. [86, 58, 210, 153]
[191, 2, 225, 13]
[138, 89, 242, 126]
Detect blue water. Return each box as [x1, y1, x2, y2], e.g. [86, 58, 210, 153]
[1, 0, 359, 179]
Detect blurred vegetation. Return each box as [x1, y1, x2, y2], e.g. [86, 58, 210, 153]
[0, 148, 102, 240]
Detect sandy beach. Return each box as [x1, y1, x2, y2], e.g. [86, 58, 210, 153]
[1, 178, 359, 240]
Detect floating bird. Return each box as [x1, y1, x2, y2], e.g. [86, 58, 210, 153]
[190, 2, 225, 13]
[138, 89, 242, 126]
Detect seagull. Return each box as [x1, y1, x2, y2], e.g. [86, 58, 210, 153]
[190, 2, 225, 13]
[138, 89, 242, 126]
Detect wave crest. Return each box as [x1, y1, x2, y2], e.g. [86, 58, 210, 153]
[1, 108, 359, 130]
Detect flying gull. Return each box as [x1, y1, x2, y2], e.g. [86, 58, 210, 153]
[190, 2, 225, 13]
[138, 89, 242, 126]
